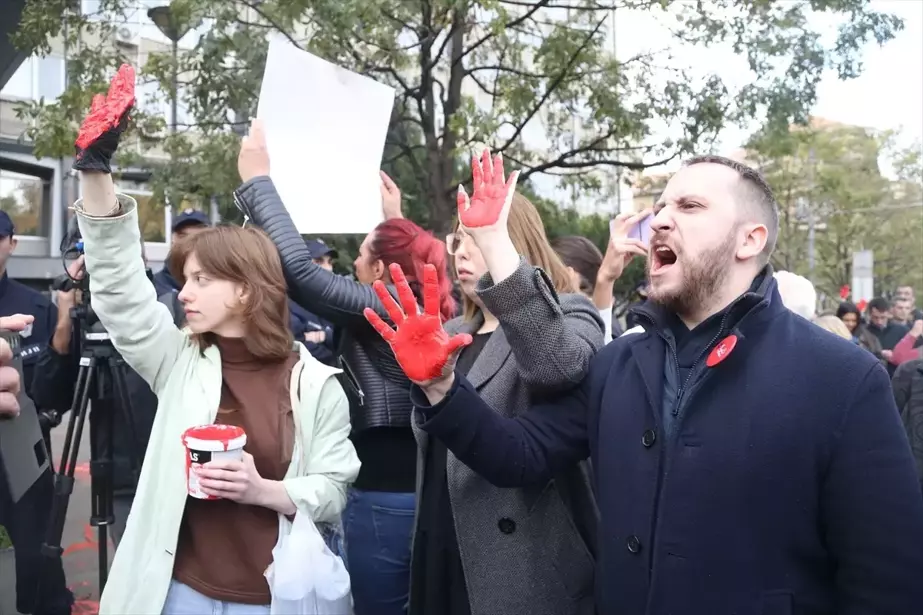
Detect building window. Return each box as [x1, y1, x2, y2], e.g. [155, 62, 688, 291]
[0, 55, 65, 102]
[0, 170, 45, 236]
[116, 186, 166, 242]
[0, 58, 34, 100]
[36, 56, 66, 101]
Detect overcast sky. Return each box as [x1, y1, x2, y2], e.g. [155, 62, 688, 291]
[614, 0, 923, 176]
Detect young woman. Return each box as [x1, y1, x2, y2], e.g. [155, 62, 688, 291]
[69, 67, 360, 615]
[403, 152, 604, 615]
[552, 211, 650, 342]
[233, 120, 455, 615]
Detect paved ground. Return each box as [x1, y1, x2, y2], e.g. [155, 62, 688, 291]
[1, 423, 105, 615]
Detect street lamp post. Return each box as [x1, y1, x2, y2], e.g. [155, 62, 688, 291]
[147, 5, 194, 244]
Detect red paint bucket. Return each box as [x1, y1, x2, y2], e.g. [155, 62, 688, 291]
[181, 425, 247, 500]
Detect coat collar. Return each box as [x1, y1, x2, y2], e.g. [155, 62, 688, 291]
[630, 265, 781, 341]
[626, 266, 786, 428]
[445, 311, 512, 390]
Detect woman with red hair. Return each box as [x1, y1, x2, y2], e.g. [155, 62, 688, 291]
[233, 120, 453, 615]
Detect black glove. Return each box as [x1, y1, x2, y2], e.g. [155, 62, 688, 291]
[72, 63, 136, 174]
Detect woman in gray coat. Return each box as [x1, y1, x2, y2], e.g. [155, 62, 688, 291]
[408, 173, 604, 615]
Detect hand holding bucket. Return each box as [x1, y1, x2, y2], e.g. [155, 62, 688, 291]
[182, 425, 248, 500]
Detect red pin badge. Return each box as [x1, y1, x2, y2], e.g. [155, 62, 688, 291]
[706, 335, 738, 367]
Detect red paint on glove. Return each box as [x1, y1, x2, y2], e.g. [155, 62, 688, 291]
[75, 63, 136, 151]
[364, 263, 471, 383]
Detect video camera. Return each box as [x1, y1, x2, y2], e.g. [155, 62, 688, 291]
[51, 217, 107, 342]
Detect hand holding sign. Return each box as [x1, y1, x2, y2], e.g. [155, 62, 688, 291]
[238, 119, 272, 184]
[364, 263, 471, 384]
[73, 64, 135, 174]
[457, 148, 519, 237]
[380, 171, 403, 220]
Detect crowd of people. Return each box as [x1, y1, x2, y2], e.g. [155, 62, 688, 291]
[0, 64, 922, 615]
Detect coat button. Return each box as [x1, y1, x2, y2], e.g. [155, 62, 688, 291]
[626, 535, 642, 553]
[497, 518, 516, 534]
[641, 429, 656, 447]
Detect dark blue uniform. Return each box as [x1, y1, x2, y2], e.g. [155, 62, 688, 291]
[289, 298, 337, 366]
[0, 272, 57, 388]
[0, 211, 73, 614]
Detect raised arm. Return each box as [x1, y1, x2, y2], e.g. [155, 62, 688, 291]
[71, 64, 186, 395]
[362, 260, 596, 487]
[478, 261, 603, 390]
[233, 120, 389, 328]
[822, 363, 923, 613]
[76, 180, 186, 395]
[456, 148, 604, 388]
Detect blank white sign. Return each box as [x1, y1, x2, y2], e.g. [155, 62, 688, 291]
[257, 36, 396, 234]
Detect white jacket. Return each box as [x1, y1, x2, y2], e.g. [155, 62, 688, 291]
[74, 196, 360, 614]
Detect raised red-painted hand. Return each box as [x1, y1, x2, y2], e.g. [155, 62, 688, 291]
[456, 147, 519, 229]
[364, 263, 472, 383]
[75, 64, 135, 150]
[73, 63, 135, 173]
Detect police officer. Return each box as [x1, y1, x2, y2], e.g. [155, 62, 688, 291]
[151, 208, 209, 295]
[0, 210, 73, 614]
[289, 239, 338, 366]
[0, 212, 57, 385]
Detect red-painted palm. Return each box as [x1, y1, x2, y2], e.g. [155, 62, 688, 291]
[364, 263, 472, 384]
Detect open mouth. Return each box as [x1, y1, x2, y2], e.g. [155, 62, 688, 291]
[651, 245, 678, 274]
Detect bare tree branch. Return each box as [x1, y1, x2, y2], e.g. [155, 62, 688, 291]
[459, 0, 553, 63]
[498, 0, 617, 8]
[495, 16, 608, 155]
[516, 150, 681, 179]
[233, 0, 304, 50]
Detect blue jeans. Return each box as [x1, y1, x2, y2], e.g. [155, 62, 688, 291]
[343, 489, 415, 615]
[161, 580, 270, 615]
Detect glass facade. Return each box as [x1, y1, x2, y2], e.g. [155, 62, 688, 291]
[0, 170, 45, 236]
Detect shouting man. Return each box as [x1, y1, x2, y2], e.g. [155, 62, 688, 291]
[371, 155, 923, 615]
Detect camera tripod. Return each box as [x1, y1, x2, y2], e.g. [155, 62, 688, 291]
[39, 299, 143, 598]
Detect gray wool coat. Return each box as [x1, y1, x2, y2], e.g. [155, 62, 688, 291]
[410, 258, 604, 615]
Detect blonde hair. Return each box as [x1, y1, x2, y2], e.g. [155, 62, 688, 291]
[814, 314, 852, 340]
[456, 192, 576, 321]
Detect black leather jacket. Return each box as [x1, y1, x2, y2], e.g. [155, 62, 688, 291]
[233, 176, 414, 433]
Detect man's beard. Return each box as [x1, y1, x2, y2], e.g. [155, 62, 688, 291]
[647, 229, 738, 317]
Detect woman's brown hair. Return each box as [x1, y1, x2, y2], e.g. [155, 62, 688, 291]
[455, 192, 576, 321]
[551, 235, 603, 295]
[167, 225, 294, 361]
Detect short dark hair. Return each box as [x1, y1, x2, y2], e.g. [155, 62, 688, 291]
[683, 155, 780, 264]
[551, 235, 603, 294]
[868, 297, 890, 313]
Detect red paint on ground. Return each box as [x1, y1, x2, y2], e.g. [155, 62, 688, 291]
[62, 524, 96, 557]
[74, 462, 90, 481]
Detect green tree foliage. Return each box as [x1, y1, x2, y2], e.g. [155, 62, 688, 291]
[746, 122, 923, 304]
[10, 0, 903, 237]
